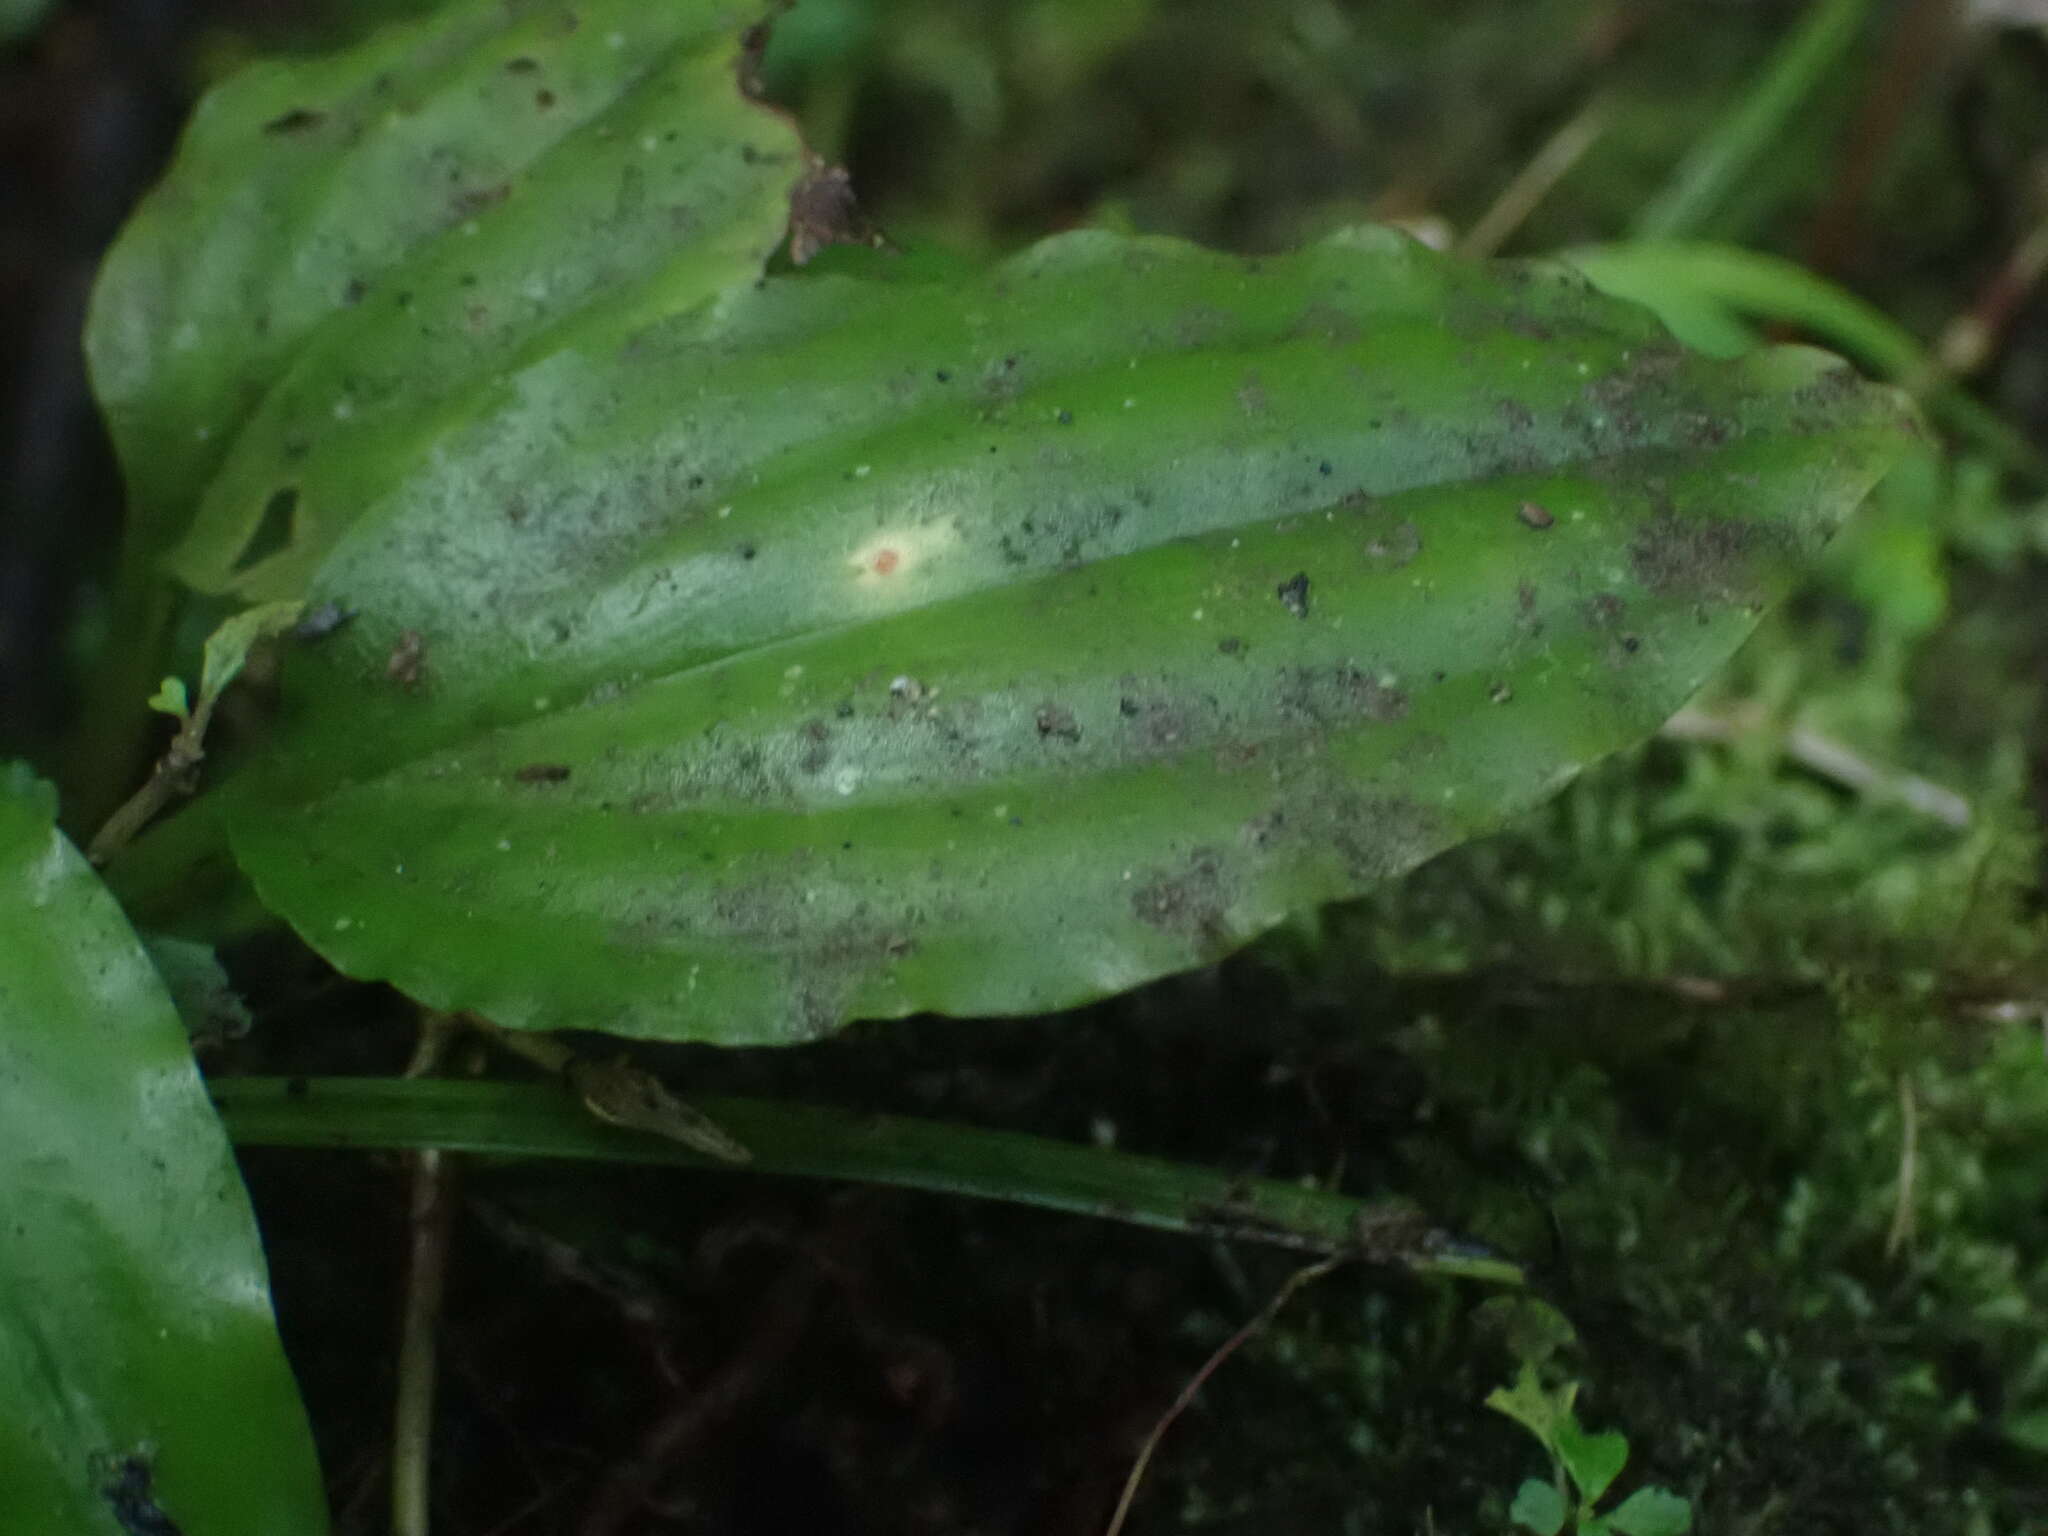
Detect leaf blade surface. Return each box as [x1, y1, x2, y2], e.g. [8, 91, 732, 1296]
[0, 770, 325, 1535]
[214, 229, 1913, 1043]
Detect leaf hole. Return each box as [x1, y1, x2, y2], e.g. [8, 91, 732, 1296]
[232, 487, 299, 574]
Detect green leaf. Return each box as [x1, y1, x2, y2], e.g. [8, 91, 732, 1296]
[145, 675, 191, 721]
[1488, 1360, 1578, 1456]
[1509, 1478, 1568, 1535]
[84, 0, 807, 591]
[0, 777, 324, 1532]
[199, 224, 1912, 1045]
[198, 599, 306, 708]
[1554, 1422, 1631, 1506]
[1605, 1486, 1694, 1536]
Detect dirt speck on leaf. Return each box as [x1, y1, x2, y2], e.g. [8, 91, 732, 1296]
[1517, 500, 1555, 530]
[1034, 704, 1081, 743]
[512, 763, 572, 785]
[386, 629, 425, 689]
[1277, 665, 1409, 725]
[799, 720, 832, 775]
[1629, 511, 1766, 599]
[451, 182, 511, 218]
[1276, 573, 1311, 619]
[1130, 850, 1230, 946]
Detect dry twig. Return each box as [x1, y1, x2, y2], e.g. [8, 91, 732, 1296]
[1102, 1252, 1351, 1536]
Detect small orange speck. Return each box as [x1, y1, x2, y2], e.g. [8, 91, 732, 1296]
[872, 548, 900, 576]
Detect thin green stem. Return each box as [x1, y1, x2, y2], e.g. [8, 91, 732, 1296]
[211, 1076, 1524, 1283]
[1632, 0, 1871, 242]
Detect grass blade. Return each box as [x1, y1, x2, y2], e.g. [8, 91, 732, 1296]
[211, 1075, 1523, 1283]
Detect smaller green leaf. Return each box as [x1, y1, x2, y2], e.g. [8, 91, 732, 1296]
[146, 675, 190, 721]
[1605, 1486, 1694, 1536]
[1510, 1479, 1568, 1535]
[1477, 1295, 1580, 1369]
[1555, 1424, 1631, 1506]
[1487, 1362, 1578, 1458]
[197, 600, 304, 708]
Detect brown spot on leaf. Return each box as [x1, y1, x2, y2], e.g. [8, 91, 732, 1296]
[1517, 500, 1555, 530]
[787, 161, 873, 265]
[513, 763, 572, 784]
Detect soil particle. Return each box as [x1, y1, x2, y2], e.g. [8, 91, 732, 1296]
[1276, 572, 1312, 619]
[1516, 500, 1555, 530]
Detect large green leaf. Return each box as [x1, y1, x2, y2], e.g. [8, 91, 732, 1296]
[0, 768, 324, 1534]
[198, 221, 1911, 1044]
[84, 0, 804, 591]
